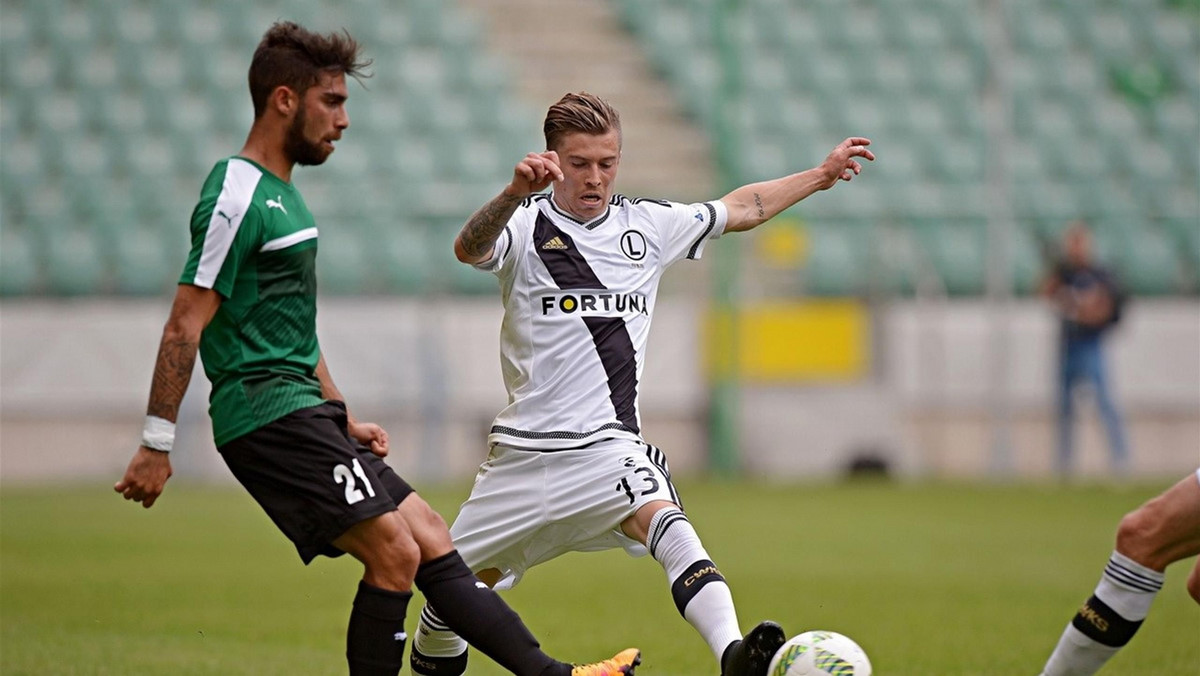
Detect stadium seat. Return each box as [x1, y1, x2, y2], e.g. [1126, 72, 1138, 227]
[368, 220, 434, 294]
[917, 219, 987, 296]
[796, 221, 870, 297]
[317, 226, 374, 295]
[42, 228, 109, 295]
[0, 226, 42, 295]
[108, 225, 182, 296]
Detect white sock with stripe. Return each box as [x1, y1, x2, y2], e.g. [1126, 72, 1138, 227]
[647, 506, 743, 663]
[410, 605, 467, 675]
[1040, 550, 1165, 676]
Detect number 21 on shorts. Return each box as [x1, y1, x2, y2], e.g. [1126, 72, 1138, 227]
[334, 458, 376, 505]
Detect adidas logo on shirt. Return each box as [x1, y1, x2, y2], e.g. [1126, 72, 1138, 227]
[542, 236, 568, 250]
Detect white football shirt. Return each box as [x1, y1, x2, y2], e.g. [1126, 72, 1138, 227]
[474, 191, 727, 450]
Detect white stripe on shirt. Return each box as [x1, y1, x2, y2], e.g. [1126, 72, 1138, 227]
[260, 227, 318, 252]
[194, 158, 262, 288]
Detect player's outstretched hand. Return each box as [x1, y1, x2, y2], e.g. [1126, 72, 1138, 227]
[817, 137, 875, 190]
[349, 420, 389, 457]
[507, 151, 564, 198]
[114, 446, 173, 508]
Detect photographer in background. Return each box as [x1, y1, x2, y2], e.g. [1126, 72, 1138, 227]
[1040, 220, 1129, 478]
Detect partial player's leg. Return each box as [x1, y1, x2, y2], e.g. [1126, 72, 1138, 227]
[624, 446, 785, 676]
[218, 402, 416, 676]
[623, 499, 783, 676]
[334, 511, 422, 676]
[372, 460, 637, 676]
[1039, 472, 1200, 676]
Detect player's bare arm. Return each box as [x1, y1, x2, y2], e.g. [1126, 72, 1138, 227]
[721, 137, 874, 233]
[454, 151, 564, 264]
[115, 284, 221, 508]
[316, 352, 389, 457]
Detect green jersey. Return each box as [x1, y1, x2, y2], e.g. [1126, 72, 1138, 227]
[180, 157, 326, 446]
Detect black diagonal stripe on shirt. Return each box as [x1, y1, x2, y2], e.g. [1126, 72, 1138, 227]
[533, 212, 640, 434]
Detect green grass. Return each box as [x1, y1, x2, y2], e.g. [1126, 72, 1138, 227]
[2, 480, 1197, 675]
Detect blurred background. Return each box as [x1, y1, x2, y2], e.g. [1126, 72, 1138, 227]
[1, 0, 1197, 486]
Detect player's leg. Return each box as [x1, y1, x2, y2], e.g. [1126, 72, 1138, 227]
[373, 459, 638, 676]
[218, 402, 416, 676]
[623, 499, 782, 676]
[1040, 472, 1200, 676]
[620, 446, 783, 676]
[411, 567, 503, 674]
[334, 511, 422, 676]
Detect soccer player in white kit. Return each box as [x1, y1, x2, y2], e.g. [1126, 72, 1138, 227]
[1038, 468, 1200, 675]
[410, 92, 875, 676]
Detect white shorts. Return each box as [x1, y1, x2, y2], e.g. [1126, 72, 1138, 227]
[448, 439, 680, 589]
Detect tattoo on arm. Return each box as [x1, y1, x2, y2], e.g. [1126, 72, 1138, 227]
[459, 192, 522, 258]
[753, 192, 765, 218]
[146, 338, 198, 421]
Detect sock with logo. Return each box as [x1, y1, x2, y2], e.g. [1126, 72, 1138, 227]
[1040, 550, 1165, 676]
[411, 604, 468, 676]
[413, 550, 571, 676]
[347, 580, 411, 676]
[648, 506, 743, 663]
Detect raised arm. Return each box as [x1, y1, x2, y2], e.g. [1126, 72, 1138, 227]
[454, 150, 564, 264]
[115, 283, 221, 508]
[720, 137, 875, 234]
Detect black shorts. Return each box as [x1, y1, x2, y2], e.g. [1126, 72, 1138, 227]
[218, 400, 414, 564]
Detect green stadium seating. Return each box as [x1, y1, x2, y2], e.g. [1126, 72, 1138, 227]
[797, 222, 870, 297]
[0, 226, 41, 295]
[917, 220, 988, 296]
[1, 0, 1196, 297]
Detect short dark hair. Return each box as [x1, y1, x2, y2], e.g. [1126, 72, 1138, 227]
[248, 21, 372, 118]
[543, 92, 621, 151]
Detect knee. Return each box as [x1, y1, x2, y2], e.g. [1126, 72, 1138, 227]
[367, 517, 422, 588]
[1115, 502, 1169, 571]
[399, 494, 454, 558]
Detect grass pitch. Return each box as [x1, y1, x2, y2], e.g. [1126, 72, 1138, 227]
[2, 479, 1197, 675]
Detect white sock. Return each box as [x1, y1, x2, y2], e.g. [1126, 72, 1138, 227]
[1040, 551, 1165, 676]
[647, 506, 744, 662]
[411, 605, 468, 675]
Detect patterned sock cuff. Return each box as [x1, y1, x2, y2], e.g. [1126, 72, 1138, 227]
[1104, 551, 1165, 593]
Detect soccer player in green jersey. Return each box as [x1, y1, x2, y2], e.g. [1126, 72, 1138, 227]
[114, 22, 639, 676]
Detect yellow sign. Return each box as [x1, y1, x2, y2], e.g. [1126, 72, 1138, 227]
[707, 300, 869, 382]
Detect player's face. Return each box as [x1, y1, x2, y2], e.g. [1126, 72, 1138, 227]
[551, 129, 620, 221]
[285, 72, 350, 167]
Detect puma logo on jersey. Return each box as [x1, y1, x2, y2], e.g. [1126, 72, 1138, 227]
[542, 236, 568, 250]
[266, 196, 288, 215]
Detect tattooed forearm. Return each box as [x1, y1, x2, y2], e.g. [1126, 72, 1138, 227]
[459, 192, 522, 258]
[753, 192, 765, 218]
[146, 337, 198, 421]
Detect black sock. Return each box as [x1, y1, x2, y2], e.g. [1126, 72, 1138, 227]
[415, 550, 571, 676]
[347, 580, 412, 676]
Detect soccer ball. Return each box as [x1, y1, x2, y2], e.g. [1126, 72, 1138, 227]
[766, 631, 872, 676]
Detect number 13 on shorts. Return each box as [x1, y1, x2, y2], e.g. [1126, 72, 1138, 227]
[614, 452, 677, 506]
